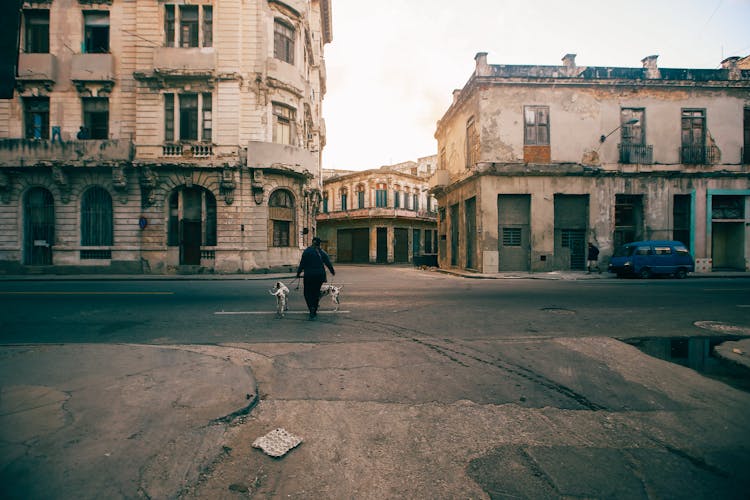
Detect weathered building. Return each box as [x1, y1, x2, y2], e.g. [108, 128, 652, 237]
[431, 53, 750, 273]
[317, 156, 438, 264]
[0, 0, 331, 274]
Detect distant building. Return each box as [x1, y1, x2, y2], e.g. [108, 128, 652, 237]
[0, 0, 332, 274]
[317, 156, 438, 264]
[431, 53, 750, 273]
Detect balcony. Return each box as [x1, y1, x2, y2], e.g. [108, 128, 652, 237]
[618, 143, 653, 164]
[135, 143, 239, 164]
[71, 53, 115, 83]
[680, 145, 720, 165]
[429, 170, 451, 190]
[0, 139, 133, 167]
[246, 141, 318, 177]
[17, 53, 57, 86]
[153, 47, 216, 75]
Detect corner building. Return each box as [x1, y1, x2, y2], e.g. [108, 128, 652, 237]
[0, 0, 331, 273]
[431, 53, 750, 274]
[317, 156, 438, 265]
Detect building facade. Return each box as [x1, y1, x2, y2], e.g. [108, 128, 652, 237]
[317, 156, 438, 264]
[0, 0, 331, 274]
[431, 53, 750, 273]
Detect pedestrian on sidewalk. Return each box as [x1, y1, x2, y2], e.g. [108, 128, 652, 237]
[296, 237, 335, 319]
[587, 242, 600, 273]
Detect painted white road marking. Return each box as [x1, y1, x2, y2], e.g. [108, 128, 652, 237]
[215, 310, 350, 315]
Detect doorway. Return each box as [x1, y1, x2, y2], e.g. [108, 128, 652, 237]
[23, 187, 54, 265]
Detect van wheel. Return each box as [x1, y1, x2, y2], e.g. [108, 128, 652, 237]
[639, 268, 651, 279]
[675, 268, 687, 279]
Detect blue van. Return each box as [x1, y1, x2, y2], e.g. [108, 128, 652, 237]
[608, 240, 694, 279]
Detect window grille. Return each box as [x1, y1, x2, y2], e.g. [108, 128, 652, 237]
[502, 227, 522, 246]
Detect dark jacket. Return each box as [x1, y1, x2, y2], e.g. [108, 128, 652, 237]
[587, 244, 600, 260]
[297, 245, 335, 280]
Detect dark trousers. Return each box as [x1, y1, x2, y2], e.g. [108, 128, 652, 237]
[303, 276, 325, 313]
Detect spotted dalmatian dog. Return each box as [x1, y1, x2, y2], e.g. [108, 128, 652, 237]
[319, 283, 342, 311]
[269, 281, 290, 318]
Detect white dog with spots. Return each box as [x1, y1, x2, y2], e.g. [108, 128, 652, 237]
[269, 281, 290, 318]
[319, 283, 342, 311]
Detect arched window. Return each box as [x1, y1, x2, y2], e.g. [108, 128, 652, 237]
[269, 189, 295, 247]
[81, 186, 112, 259]
[355, 184, 365, 209]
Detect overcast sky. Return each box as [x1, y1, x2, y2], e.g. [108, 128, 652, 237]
[321, 0, 750, 171]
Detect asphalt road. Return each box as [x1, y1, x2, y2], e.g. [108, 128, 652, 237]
[1, 266, 749, 344]
[2, 266, 750, 498]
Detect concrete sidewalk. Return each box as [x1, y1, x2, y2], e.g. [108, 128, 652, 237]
[0, 344, 257, 499]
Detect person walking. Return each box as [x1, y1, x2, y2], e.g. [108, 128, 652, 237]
[587, 242, 600, 273]
[296, 237, 335, 319]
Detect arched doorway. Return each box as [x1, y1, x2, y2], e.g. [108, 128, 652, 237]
[23, 187, 55, 265]
[167, 186, 216, 265]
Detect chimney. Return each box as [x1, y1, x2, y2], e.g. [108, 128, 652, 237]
[474, 52, 490, 76]
[721, 56, 741, 80]
[641, 55, 660, 79]
[561, 53, 577, 77]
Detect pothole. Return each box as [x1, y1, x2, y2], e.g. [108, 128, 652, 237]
[622, 336, 750, 393]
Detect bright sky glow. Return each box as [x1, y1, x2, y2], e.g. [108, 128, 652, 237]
[322, 0, 750, 171]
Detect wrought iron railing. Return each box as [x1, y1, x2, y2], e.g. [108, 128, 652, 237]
[680, 145, 720, 165]
[618, 143, 653, 164]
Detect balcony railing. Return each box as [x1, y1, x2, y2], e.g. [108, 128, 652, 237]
[618, 143, 653, 164]
[161, 143, 214, 157]
[680, 145, 720, 165]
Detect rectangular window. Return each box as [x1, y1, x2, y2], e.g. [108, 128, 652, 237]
[273, 220, 290, 247]
[83, 98, 109, 139]
[466, 117, 479, 168]
[24, 97, 49, 139]
[201, 93, 212, 141]
[357, 190, 365, 209]
[524, 106, 549, 145]
[84, 11, 110, 53]
[376, 189, 387, 208]
[24, 10, 49, 53]
[620, 108, 644, 144]
[393, 191, 400, 209]
[202, 6, 213, 47]
[322, 196, 328, 213]
[165, 5, 175, 46]
[179, 94, 198, 140]
[274, 19, 295, 64]
[180, 5, 199, 48]
[681, 109, 706, 164]
[272, 103, 296, 145]
[341, 193, 347, 210]
[413, 194, 419, 212]
[164, 93, 174, 141]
